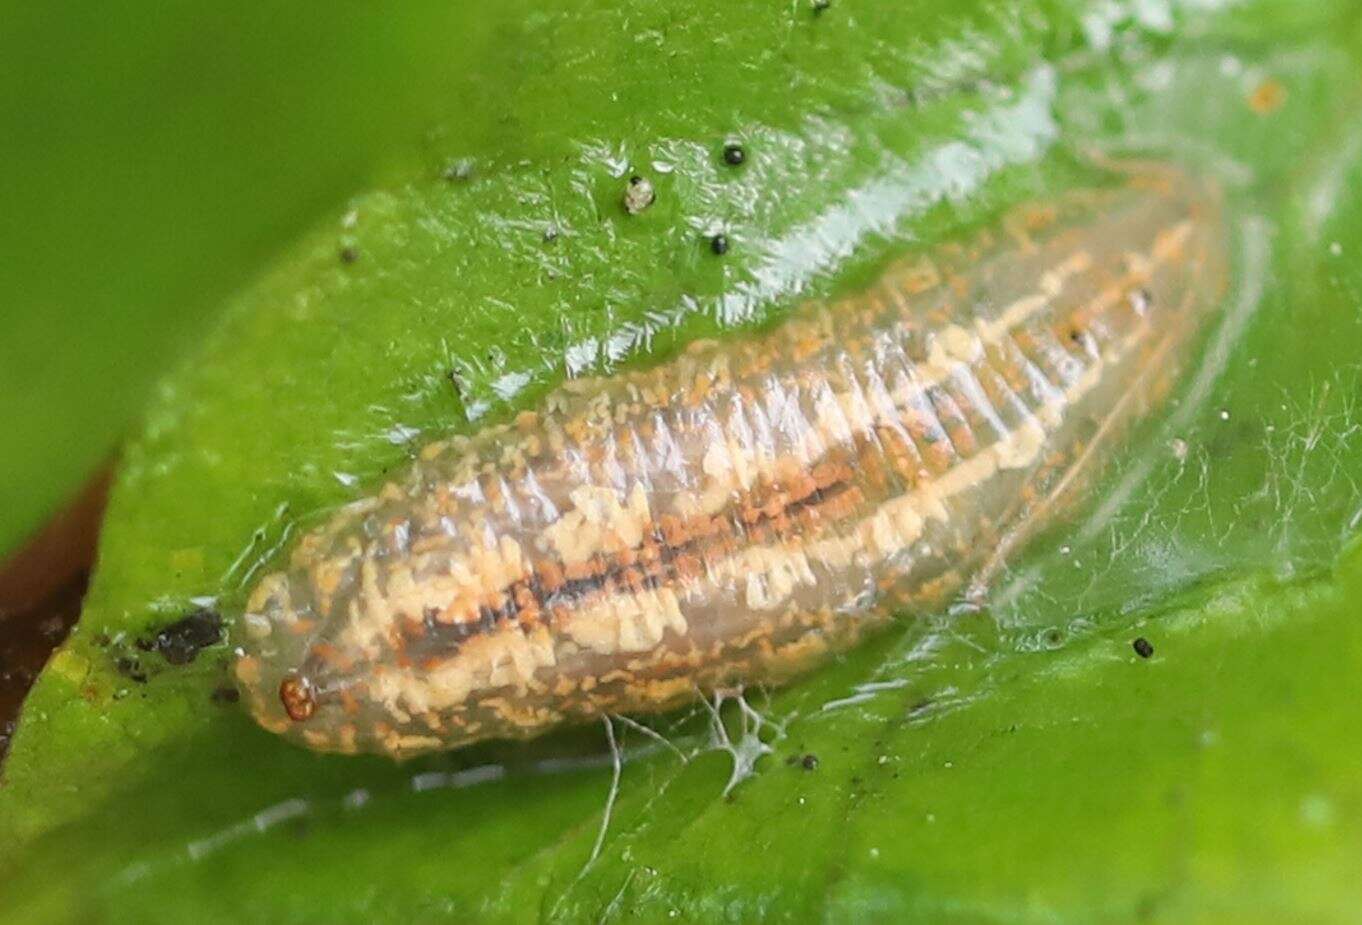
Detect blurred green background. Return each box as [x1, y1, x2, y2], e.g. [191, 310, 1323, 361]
[3, 1, 1362, 922]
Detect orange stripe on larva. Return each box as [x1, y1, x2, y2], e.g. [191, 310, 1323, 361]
[235, 162, 1227, 757]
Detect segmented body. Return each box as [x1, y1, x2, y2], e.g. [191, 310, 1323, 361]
[235, 163, 1226, 757]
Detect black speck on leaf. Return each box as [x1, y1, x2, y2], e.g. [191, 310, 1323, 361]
[143, 608, 223, 666]
[115, 656, 147, 684]
[710, 233, 730, 255]
[339, 246, 359, 265]
[722, 142, 746, 166]
[801, 753, 820, 771]
[210, 685, 241, 705]
[1133, 637, 1155, 659]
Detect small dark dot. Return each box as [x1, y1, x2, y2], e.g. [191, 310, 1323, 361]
[800, 753, 820, 771]
[115, 656, 147, 684]
[710, 233, 730, 255]
[722, 142, 746, 166]
[339, 246, 359, 265]
[142, 608, 223, 666]
[812, 0, 832, 12]
[1133, 637, 1155, 658]
[210, 685, 241, 705]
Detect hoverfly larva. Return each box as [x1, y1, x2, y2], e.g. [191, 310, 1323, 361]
[235, 162, 1227, 757]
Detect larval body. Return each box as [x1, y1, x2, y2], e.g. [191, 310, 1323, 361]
[236, 164, 1227, 757]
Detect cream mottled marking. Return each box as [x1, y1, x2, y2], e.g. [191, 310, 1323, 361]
[235, 163, 1227, 757]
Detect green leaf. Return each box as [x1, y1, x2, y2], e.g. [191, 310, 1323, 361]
[5, 1, 1362, 921]
[0, 2, 478, 556]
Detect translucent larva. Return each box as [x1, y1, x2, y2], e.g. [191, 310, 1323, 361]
[235, 162, 1227, 757]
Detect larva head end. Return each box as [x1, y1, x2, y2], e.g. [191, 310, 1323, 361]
[279, 673, 317, 722]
